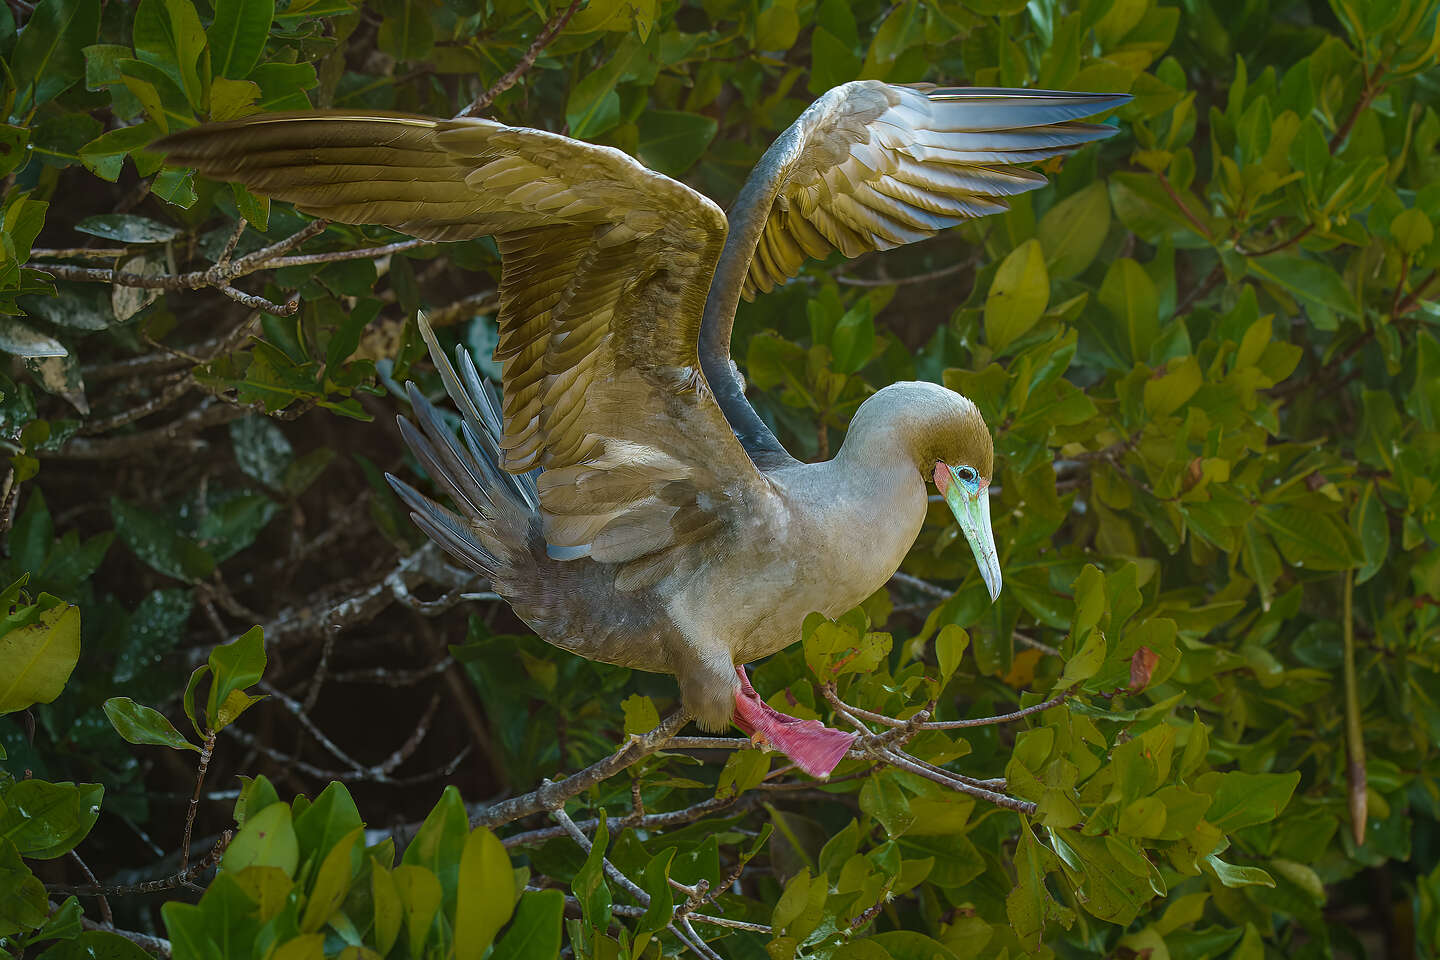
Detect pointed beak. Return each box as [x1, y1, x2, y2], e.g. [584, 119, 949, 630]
[937, 463, 1002, 602]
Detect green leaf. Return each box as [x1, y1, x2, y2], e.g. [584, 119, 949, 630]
[206, 625, 266, 729]
[572, 812, 612, 931]
[634, 848, 675, 951]
[1204, 854, 1275, 888]
[110, 497, 215, 583]
[74, 213, 180, 243]
[0, 838, 49, 938]
[935, 624, 968, 685]
[754, 0, 799, 48]
[0, 125, 33, 178]
[1391, 208, 1434, 255]
[1352, 482, 1390, 585]
[1058, 628, 1107, 688]
[830, 298, 877, 375]
[103, 697, 199, 751]
[293, 781, 363, 868]
[151, 169, 197, 207]
[1038, 181, 1111, 278]
[860, 771, 915, 837]
[221, 801, 299, 875]
[0, 592, 78, 719]
[0, 318, 68, 359]
[132, 0, 208, 110]
[10, 0, 101, 112]
[985, 238, 1050, 353]
[376, 0, 433, 60]
[79, 123, 159, 181]
[620, 693, 660, 736]
[716, 748, 770, 798]
[1143, 355, 1202, 417]
[636, 110, 717, 176]
[394, 865, 443, 957]
[402, 785, 468, 911]
[454, 826, 515, 958]
[1099, 258, 1159, 362]
[1195, 770, 1301, 831]
[229, 415, 294, 490]
[1248, 255, 1359, 319]
[0, 779, 103, 859]
[1257, 504, 1358, 571]
[370, 861, 403, 957]
[491, 889, 565, 960]
[298, 825, 363, 932]
[0, 595, 80, 715]
[208, 0, 273, 78]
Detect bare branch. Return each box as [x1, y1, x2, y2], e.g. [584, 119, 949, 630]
[471, 710, 691, 828]
[48, 833, 229, 898]
[552, 804, 650, 906]
[41, 400, 248, 459]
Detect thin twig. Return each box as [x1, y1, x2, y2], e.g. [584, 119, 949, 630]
[49, 834, 229, 898]
[457, 0, 585, 116]
[41, 400, 249, 459]
[1155, 171, 1214, 242]
[551, 805, 650, 906]
[67, 850, 112, 925]
[80, 375, 195, 434]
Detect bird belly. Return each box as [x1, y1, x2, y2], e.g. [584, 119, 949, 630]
[665, 477, 926, 666]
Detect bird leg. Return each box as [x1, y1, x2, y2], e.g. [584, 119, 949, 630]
[730, 666, 856, 778]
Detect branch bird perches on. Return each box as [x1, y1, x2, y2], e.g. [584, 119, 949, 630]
[155, 82, 1128, 778]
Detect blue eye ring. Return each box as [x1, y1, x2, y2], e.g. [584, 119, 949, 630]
[956, 466, 977, 484]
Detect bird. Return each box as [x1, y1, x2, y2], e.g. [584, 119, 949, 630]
[156, 82, 1128, 778]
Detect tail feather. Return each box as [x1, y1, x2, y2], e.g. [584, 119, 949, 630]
[402, 384, 493, 514]
[459, 349, 541, 512]
[389, 314, 544, 590]
[417, 317, 540, 512]
[385, 472, 498, 575]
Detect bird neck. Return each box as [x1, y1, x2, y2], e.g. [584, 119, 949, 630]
[833, 384, 934, 475]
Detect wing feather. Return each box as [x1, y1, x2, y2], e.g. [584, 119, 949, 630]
[156, 111, 768, 589]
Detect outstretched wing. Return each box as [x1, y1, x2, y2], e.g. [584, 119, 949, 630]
[157, 112, 769, 590]
[698, 83, 1130, 467]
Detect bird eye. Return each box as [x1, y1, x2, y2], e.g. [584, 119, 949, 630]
[957, 466, 977, 483]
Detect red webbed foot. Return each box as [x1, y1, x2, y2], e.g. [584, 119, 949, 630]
[730, 665, 855, 778]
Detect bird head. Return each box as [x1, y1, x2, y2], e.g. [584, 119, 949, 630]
[850, 381, 1002, 602]
[933, 455, 1000, 602]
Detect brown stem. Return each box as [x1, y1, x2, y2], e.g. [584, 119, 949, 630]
[180, 730, 216, 872]
[1243, 223, 1315, 257]
[1155, 171, 1214, 242]
[1175, 262, 1225, 315]
[457, 0, 585, 117]
[1329, 64, 1388, 152]
[1396, 269, 1437, 316]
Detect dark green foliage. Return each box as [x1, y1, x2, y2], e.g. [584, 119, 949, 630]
[0, 0, 1438, 957]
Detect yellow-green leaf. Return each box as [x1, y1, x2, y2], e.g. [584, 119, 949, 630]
[453, 826, 515, 959]
[0, 597, 80, 715]
[985, 238, 1050, 353]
